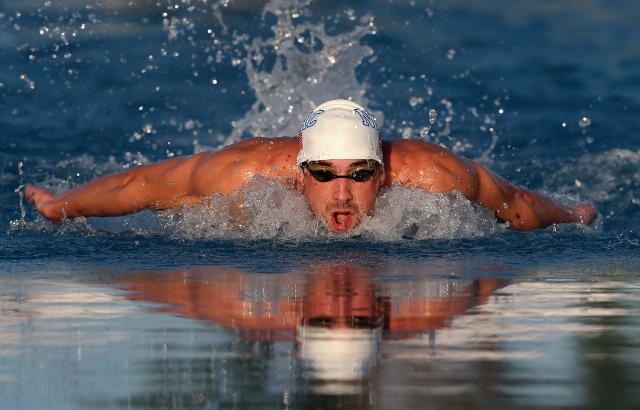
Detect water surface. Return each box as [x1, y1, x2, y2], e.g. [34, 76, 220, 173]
[1, 0, 639, 408]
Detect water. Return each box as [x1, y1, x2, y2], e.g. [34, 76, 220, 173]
[1, 0, 640, 408]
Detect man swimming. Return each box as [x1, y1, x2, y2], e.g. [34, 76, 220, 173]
[25, 99, 596, 231]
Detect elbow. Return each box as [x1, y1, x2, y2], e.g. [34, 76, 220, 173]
[496, 195, 545, 231]
[120, 169, 142, 191]
[108, 170, 152, 212]
[499, 207, 547, 231]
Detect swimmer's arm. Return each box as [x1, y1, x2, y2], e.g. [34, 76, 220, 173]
[469, 161, 597, 230]
[25, 154, 215, 223]
[26, 138, 296, 224]
[387, 140, 595, 230]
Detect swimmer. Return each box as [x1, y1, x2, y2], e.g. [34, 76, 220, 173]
[25, 99, 597, 231]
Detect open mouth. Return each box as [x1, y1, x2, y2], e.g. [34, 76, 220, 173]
[330, 211, 354, 231]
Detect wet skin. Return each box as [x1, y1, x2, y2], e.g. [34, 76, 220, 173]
[25, 137, 597, 231]
[301, 159, 384, 232]
[123, 265, 507, 335]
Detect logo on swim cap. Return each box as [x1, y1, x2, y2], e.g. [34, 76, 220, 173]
[296, 99, 383, 166]
[354, 108, 378, 130]
[299, 109, 325, 133]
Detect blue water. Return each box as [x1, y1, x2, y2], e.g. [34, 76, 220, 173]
[1, 1, 640, 409]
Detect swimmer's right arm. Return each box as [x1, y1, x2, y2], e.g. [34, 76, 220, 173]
[25, 138, 295, 223]
[25, 148, 257, 223]
[25, 155, 207, 223]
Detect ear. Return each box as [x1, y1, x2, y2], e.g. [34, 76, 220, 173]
[377, 166, 386, 189]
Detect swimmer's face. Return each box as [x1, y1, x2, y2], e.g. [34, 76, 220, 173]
[300, 159, 384, 232]
[302, 270, 380, 329]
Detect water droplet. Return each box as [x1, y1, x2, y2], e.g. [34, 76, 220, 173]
[428, 109, 437, 124]
[409, 96, 423, 107]
[19, 73, 35, 89]
[446, 49, 456, 60]
[578, 116, 591, 128]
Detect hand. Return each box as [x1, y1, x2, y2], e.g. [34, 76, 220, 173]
[25, 184, 60, 223]
[569, 203, 597, 225]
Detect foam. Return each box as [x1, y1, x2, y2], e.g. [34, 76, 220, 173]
[546, 148, 640, 223]
[201, 0, 378, 149]
[159, 178, 500, 241]
[161, 177, 315, 240]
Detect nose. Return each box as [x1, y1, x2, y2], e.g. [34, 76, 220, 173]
[331, 178, 354, 203]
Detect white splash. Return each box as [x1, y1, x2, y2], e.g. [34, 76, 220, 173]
[161, 177, 314, 240]
[160, 178, 499, 241]
[547, 148, 640, 220]
[211, 0, 378, 147]
[357, 187, 499, 240]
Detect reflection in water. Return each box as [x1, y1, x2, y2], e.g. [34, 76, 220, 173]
[123, 264, 505, 396]
[2, 265, 640, 408]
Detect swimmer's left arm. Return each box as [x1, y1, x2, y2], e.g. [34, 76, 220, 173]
[468, 160, 597, 230]
[385, 140, 595, 230]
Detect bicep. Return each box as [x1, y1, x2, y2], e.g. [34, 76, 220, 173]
[121, 155, 203, 209]
[424, 154, 481, 201]
[389, 141, 481, 199]
[190, 150, 260, 197]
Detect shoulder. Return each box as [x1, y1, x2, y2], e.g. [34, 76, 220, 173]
[383, 139, 479, 198]
[383, 139, 445, 161]
[191, 137, 299, 195]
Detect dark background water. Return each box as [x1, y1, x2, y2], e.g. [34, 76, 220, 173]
[1, 0, 638, 264]
[1, 1, 640, 408]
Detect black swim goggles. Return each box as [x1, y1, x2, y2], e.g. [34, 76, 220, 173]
[302, 161, 378, 183]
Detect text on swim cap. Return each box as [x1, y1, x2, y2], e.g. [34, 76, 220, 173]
[299, 110, 325, 133]
[354, 108, 378, 130]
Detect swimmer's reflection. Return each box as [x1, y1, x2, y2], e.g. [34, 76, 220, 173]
[123, 265, 505, 394]
[297, 268, 381, 392]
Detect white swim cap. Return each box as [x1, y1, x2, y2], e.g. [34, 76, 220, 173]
[298, 325, 380, 385]
[296, 99, 383, 166]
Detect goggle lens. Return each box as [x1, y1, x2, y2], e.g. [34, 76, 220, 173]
[308, 168, 336, 182]
[351, 168, 376, 182]
[305, 163, 377, 183]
